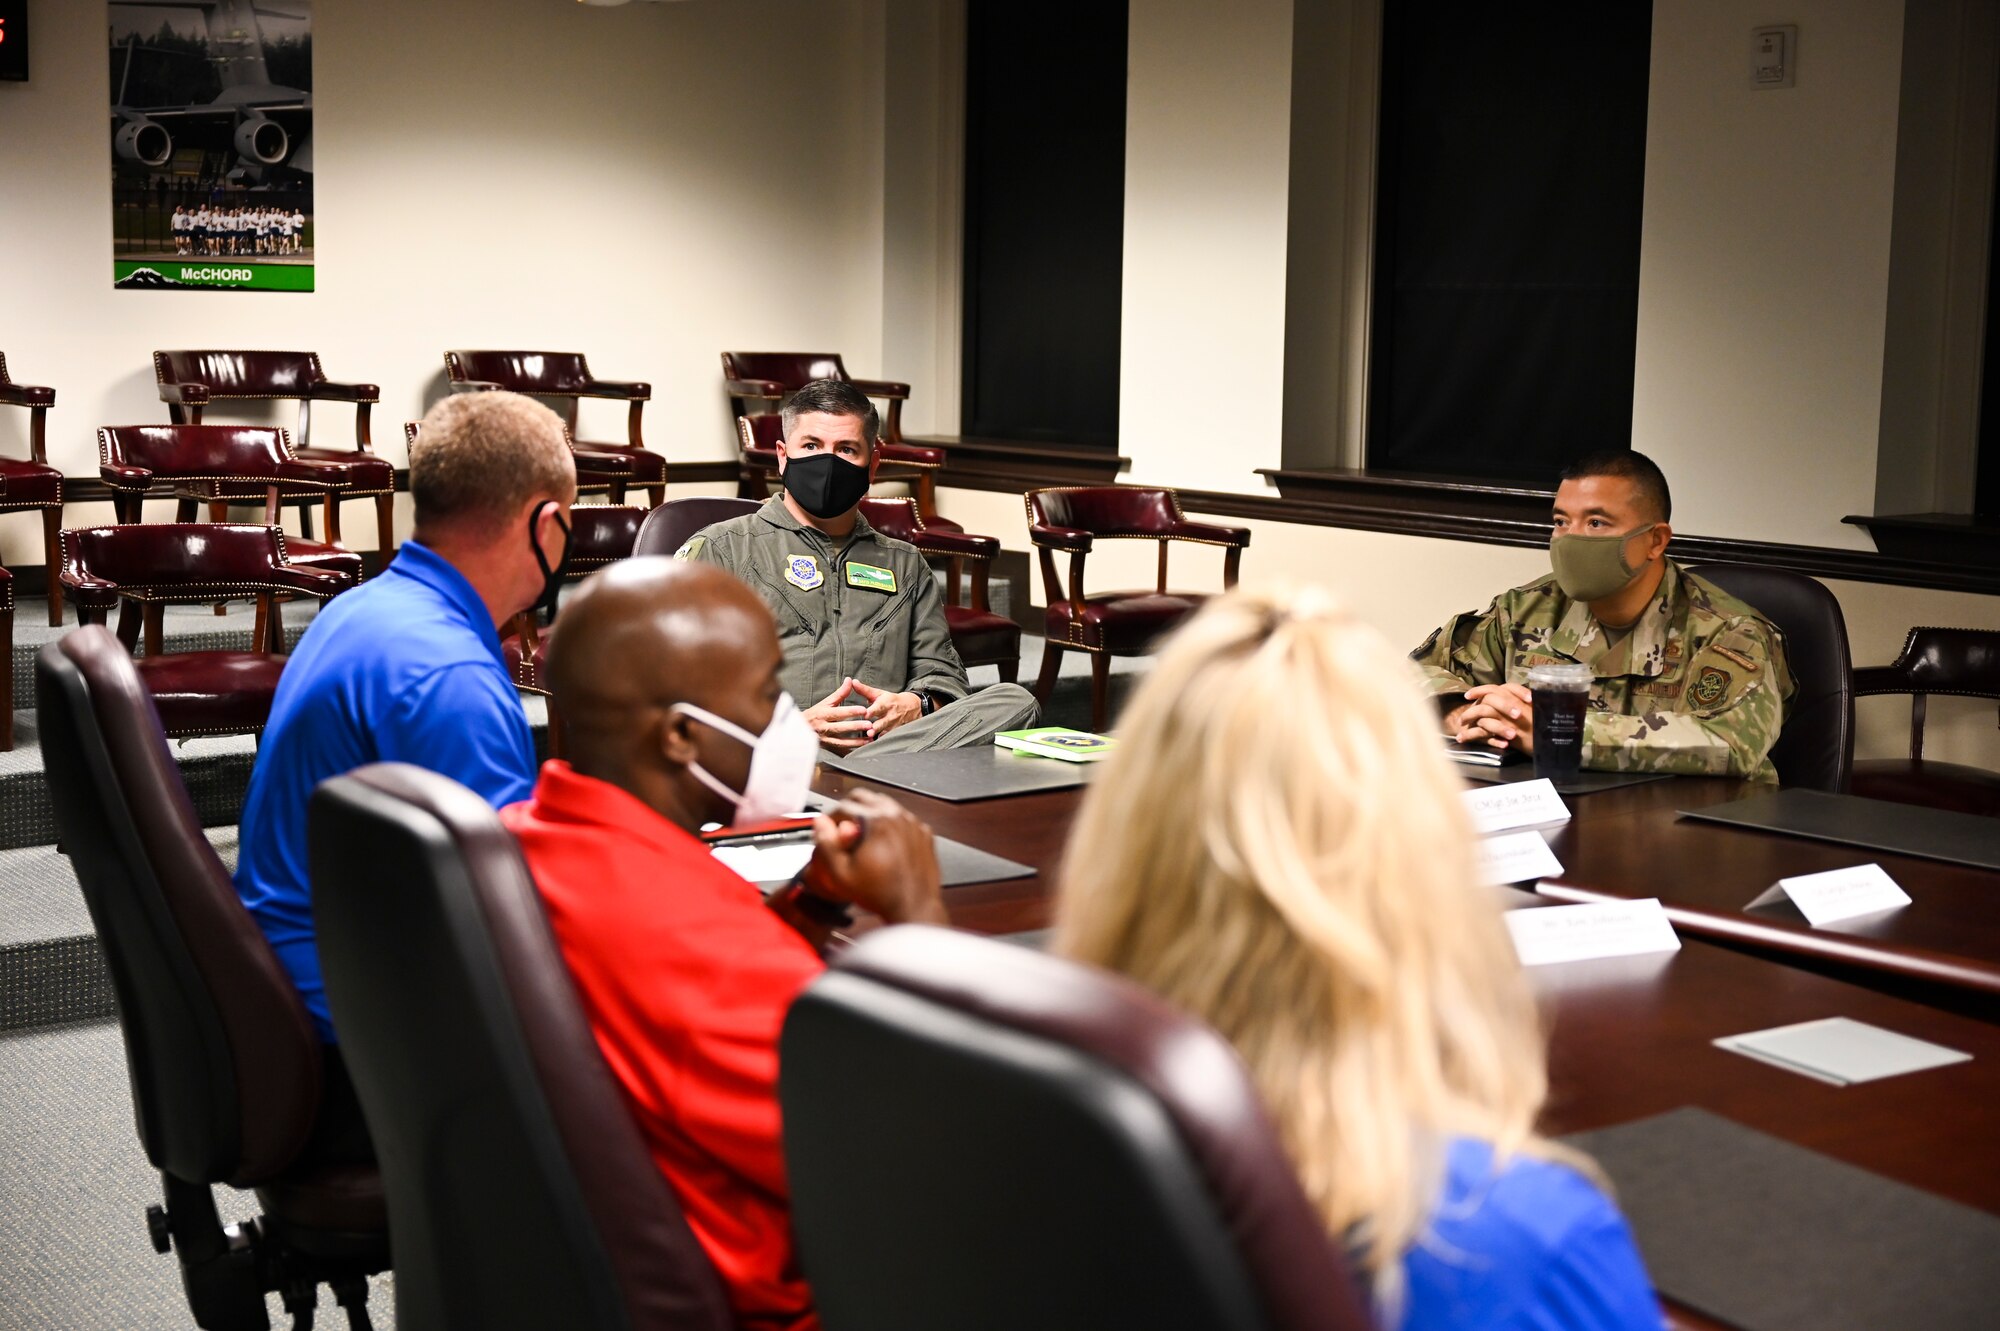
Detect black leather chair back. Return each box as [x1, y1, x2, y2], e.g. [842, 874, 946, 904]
[1690, 563, 1854, 792]
[633, 496, 760, 558]
[310, 764, 733, 1331]
[779, 925, 1372, 1331]
[34, 627, 322, 1185]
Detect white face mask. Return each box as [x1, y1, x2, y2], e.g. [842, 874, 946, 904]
[672, 694, 819, 825]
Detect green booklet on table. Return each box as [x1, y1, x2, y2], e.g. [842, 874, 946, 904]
[994, 727, 1116, 763]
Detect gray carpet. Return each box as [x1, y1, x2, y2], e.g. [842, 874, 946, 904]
[0, 1021, 394, 1330]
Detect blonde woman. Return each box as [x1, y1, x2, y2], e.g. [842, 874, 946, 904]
[1056, 586, 1660, 1330]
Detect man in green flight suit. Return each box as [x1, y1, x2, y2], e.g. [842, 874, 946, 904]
[680, 379, 1039, 758]
[1410, 450, 1797, 781]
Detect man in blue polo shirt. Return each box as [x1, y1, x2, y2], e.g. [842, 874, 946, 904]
[236, 391, 576, 1090]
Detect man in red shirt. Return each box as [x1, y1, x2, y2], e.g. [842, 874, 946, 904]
[502, 559, 947, 1331]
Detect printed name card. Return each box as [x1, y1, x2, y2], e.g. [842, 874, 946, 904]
[1476, 830, 1565, 886]
[1463, 778, 1572, 835]
[1715, 1017, 1970, 1086]
[1745, 863, 1912, 927]
[1505, 899, 1681, 967]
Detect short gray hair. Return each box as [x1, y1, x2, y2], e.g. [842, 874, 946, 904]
[780, 378, 879, 446]
[410, 392, 575, 531]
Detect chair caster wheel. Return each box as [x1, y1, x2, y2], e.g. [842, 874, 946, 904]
[145, 1203, 172, 1254]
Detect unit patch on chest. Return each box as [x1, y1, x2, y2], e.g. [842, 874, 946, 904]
[845, 562, 897, 594]
[784, 554, 824, 590]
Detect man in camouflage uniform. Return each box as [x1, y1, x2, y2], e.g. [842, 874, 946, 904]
[1411, 451, 1796, 781]
[681, 379, 1038, 758]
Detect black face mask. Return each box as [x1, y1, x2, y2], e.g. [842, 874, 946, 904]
[528, 503, 570, 617]
[782, 452, 872, 519]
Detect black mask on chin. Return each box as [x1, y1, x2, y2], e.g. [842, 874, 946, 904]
[782, 452, 873, 519]
[528, 502, 570, 617]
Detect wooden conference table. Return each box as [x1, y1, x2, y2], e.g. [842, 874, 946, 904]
[814, 764, 2000, 1237]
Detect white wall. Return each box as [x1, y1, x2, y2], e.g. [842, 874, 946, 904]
[1119, 0, 1295, 494]
[0, 0, 890, 561]
[1631, 0, 1908, 550]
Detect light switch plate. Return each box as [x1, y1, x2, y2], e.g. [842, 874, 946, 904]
[1753, 25, 1797, 89]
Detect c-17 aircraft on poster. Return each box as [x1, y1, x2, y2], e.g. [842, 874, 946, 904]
[110, 0, 310, 181]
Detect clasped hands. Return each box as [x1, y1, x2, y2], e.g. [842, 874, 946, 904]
[1445, 682, 1537, 754]
[803, 677, 923, 751]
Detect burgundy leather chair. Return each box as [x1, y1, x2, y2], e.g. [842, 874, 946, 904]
[445, 351, 665, 507]
[1689, 563, 1854, 794]
[0, 565, 12, 751]
[1027, 486, 1250, 730]
[154, 350, 395, 558]
[723, 352, 950, 518]
[499, 504, 647, 701]
[0, 352, 66, 624]
[779, 925, 1373, 1331]
[732, 413, 957, 527]
[34, 627, 389, 1331]
[631, 495, 760, 559]
[310, 763, 735, 1331]
[60, 524, 355, 739]
[97, 424, 370, 576]
[860, 497, 1021, 682]
[1850, 627, 2000, 816]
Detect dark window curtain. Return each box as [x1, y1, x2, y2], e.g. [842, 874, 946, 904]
[961, 1, 1127, 446]
[1368, 2, 1653, 481]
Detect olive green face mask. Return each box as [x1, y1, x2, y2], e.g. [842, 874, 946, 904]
[1549, 525, 1657, 602]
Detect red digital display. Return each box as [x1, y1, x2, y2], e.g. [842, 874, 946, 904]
[0, 1, 28, 83]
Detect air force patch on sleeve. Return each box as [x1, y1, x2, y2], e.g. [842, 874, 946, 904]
[1690, 665, 1731, 707]
[784, 554, 824, 590]
[673, 535, 706, 561]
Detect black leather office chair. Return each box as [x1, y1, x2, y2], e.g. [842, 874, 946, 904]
[632, 495, 760, 558]
[1689, 564, 1854, 792]
[309, 763, 734, 1331]
[35, 627, 387, 1331]
[779, 925, 1373, 1331]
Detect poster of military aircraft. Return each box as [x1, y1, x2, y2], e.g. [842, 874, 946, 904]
[109, 0, 314, 292]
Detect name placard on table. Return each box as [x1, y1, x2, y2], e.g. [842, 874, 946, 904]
[1476, 829, 1565, 886]
[1746, 863, 1912, 927]
[1463, 777, 1572, 835]
[1505, 898, 1681, 967]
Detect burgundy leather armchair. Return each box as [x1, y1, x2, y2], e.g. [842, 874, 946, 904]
[0, 565, 12, 750]
[445, 350, 665, 507]
[731, 414, 957, 529]
[1851, 627, 2000, 816]
[34, 627, 389, 1330]
[1027, 486, 1249, 730]
[97, 423, 373, 579]
[860, 497, 1021, 683]
[499, 504, 646, 757]
[722, 352, 947, 518]
[153, 350, 395, 560]
[779, 925, 1372, 1331]
[0, 352, 67, 624]
[60, 524, 356, 738]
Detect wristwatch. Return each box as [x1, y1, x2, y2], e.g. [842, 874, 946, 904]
[917, 690, 941, 718]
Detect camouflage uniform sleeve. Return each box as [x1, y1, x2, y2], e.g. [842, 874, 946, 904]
[1410, 597, 1513, 701]
[1582, 618, 1790, 780]
[903, 558, 970, 702]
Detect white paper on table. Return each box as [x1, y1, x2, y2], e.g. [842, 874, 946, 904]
[710, 841, 814, 887]
[1745, 863, 1912, 927]
[1462, 778, 1573, 835]
[1715, 1017, 1970, 1086]
[1504, 898, 1681, 966]
[1475, 830, 1565, 886]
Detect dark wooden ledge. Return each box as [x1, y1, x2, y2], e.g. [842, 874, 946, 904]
[1175, 483, 2000, 598]
[903, 435, 1129, 492]
[1844, 513, 2000, 570]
